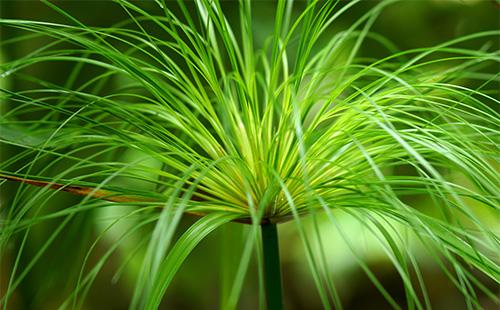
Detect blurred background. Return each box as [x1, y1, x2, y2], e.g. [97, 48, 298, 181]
[1, 1, 498, 309]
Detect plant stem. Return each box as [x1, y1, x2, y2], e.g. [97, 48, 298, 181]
[261, 223, 283, 310]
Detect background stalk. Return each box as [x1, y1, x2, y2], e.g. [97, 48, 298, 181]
[261, 223, 283, 310]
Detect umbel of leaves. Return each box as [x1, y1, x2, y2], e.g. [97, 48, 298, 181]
[0, 0, 498, 309]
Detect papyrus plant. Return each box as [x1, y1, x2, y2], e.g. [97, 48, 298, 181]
[1, 0, 498, 308]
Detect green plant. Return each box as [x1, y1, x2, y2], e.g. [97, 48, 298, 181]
[0, 0, 498, 309]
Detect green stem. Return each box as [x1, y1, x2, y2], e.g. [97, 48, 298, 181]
[261, 223, 283, 310]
